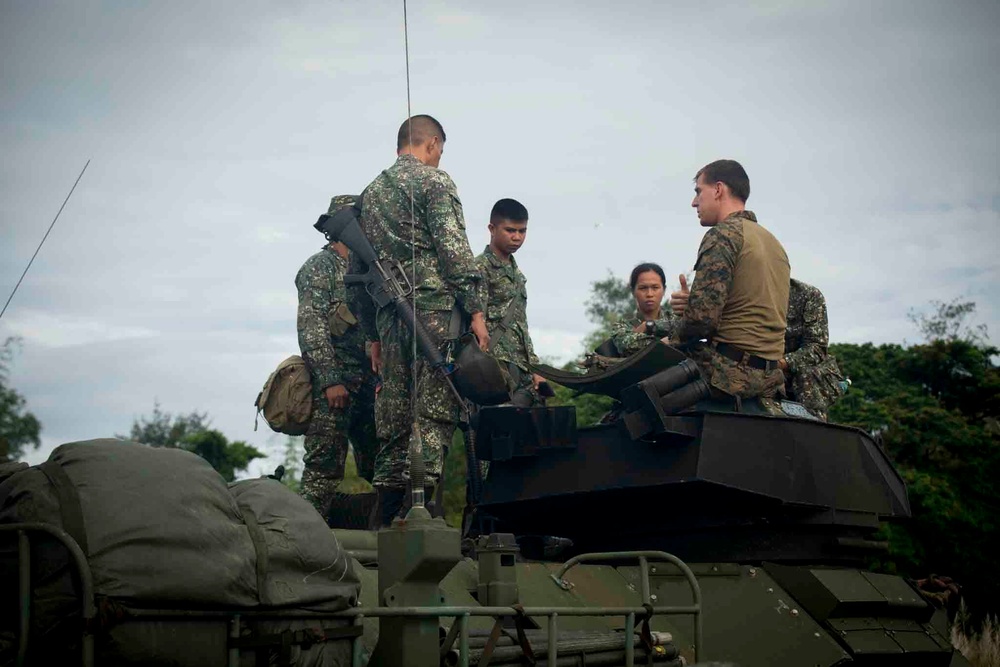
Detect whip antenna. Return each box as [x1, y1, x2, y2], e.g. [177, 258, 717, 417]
[1, 160, 91, 322]
[402, 0, 425, 512]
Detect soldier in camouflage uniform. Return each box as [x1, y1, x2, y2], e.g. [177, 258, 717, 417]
[673, 160, 789, 402]
[352, 115, 488, 525]
[783, 278, 843, 421]
[476, 198, 544, 407]
[296, 194, 378, 521]
[610, 262, 677, 357]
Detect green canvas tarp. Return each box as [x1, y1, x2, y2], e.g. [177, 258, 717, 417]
[0, 439, 359, 666]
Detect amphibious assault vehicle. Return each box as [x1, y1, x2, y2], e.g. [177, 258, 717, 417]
[1, 342, 970, 666]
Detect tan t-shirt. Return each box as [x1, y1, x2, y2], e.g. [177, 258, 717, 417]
[678, 210, 790, 359]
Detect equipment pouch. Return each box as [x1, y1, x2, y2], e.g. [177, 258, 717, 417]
[329, 302, 358, 337]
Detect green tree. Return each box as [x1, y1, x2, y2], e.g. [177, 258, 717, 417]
[0, 337, 41, 462]
[279, 435, 303, 493]
[583, 270, 634, 350]
[830, 302, 999, 622]
[119, 403, 264, 481]
[121, 401, 209, 448]
[184, 429, 264, 482]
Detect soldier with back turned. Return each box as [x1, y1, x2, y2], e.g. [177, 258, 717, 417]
[353, 115, 488, 527]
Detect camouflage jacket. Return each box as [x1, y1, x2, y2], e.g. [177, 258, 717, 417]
[476, 245, 538, 371]
[295, 247, 369, 390]
[353, 154, 483, 340]
[784, 279, 829, 374]
[610, 309, 676, 357]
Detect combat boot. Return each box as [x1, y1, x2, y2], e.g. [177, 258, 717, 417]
[370, 486, 407, 529]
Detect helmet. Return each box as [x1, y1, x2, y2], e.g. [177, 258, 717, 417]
[452, 333, 510, 406]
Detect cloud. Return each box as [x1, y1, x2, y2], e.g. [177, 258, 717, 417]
[3, 310, 158, 348]
[2, 0, 997, 477]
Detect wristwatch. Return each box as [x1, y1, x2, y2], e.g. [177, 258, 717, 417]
[644, 320, 656, 334]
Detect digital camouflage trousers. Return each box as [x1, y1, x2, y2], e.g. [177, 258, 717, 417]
[374, 309, 459, 490]
[300, 379, 377, 517]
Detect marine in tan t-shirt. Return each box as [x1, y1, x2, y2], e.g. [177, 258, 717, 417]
[672, 160, 790, 400]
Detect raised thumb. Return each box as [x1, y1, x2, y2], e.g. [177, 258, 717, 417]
[679, 274, 689, 292]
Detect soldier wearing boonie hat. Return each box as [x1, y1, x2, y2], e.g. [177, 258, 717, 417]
[297, 194, 378, 524]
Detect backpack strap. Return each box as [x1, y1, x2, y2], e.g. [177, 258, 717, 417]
[488, 292, 525, 354]
[39, 460, 89, 557]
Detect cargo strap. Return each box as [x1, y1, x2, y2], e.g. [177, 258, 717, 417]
[38, 460, 89, 557]
[230, 625, 362, 667]
[512, 604, 537, 665]
[640, 602, 655, 666]
[239, 507, 270, 604]
[488, 292, 524, 354]
[479, 605, 536, 666]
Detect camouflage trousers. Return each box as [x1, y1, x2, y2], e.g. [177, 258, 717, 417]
[690, 345, 785, 401]
[374, 309, 459, 490]
[300, 378, 377, 516]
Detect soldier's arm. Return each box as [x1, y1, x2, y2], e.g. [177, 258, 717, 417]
[610, 319, 651, 357]
[656, 309, 678, 340]
[676, 224, 742, 342]
[785, 287, 829, 373]
[296, 259, 346, 390]
[426, 174, 484, 316]
[474, 254, 491, 328]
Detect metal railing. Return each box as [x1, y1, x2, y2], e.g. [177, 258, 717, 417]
[0, 522, 97, 667]
[3, 524, 701, 667]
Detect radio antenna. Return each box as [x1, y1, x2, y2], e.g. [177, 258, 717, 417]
[1, 160, 91, 321]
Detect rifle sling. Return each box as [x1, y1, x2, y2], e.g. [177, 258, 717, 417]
[487, 293, 524, 354]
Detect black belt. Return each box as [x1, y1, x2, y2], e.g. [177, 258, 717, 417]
[712, 341, 780, 371]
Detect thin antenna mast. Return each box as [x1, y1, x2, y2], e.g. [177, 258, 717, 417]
[1, 160, 91, 321]
[402, 0, 426, 511]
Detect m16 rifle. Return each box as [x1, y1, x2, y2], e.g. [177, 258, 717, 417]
[316, 202, 507, 515]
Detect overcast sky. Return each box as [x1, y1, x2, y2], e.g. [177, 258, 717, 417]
[2, 0, 997, 475]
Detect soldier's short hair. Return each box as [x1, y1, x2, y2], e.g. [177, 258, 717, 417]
[629, 262, 666, 290]
[396, 115, 447, 150]
[490, 198, 529, 224]
[695, 160, 750, 202]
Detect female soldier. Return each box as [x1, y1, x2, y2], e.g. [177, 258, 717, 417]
[609, 262, 677, 357]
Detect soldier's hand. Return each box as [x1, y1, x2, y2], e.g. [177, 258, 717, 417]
[470, 313, 490, 352]
[370, 342, 383, 375]
[532, 373, 545, 391]
[325, 385, 350, 410]
[670, 273, 690, 317]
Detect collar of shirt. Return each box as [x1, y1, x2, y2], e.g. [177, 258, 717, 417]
[723, 209, 757, 224]
[632, 309, 665, 324]
[395, 153, 423, 168]
[482, 244, 518, 271]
